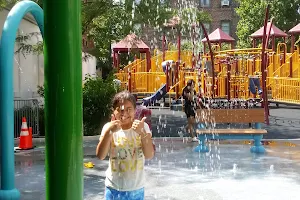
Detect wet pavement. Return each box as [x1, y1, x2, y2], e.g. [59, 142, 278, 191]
[13, 138, 300, 200]
[7, 106, 300, 199]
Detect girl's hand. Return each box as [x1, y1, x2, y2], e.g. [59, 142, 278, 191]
[108, 114, 121, 133]
[132, 117, 147, 135]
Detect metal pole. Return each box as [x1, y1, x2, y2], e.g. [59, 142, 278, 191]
[44, 0, 83, 199]
[200, 22, 215, 97]
[177, 28, 181, 62]
[0, 1, 43, 199]
[261, 4, 270, 125]
[162, 31, 166, 61]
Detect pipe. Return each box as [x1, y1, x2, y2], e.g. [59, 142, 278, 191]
[261, 4, 270, 125]
[44, 0, 83, 199]
[162, 32, 166, 61]
[0, 1, 43, 199]
[200, 22, 215, 97]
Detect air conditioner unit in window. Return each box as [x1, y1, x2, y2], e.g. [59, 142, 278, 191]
[221, 0, 230, 6]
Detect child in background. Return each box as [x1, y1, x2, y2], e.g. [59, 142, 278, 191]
[182, 79, 198, 142]
[134, 94, 152, 130]
[96, 91, 154, 200]
[134, 94, 156, 152]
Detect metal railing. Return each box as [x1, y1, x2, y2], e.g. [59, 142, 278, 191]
[267, 77, 300, 104]
[14, 98, 40, 138]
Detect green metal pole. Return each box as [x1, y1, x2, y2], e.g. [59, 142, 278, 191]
[43, 0, 83, 200]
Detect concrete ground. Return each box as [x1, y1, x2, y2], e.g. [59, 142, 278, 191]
[13, 137, 300, 200]
[7, 105, 300, 199]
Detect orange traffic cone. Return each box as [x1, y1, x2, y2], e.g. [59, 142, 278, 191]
[18, 117, 33, 150]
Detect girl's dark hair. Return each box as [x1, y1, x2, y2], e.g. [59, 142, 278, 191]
[187, 79, 195, 86]
[112, 91, 136, 109]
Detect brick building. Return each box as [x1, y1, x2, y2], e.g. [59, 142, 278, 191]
[198, 0, 239, 40]
[140, 0, 239, 50]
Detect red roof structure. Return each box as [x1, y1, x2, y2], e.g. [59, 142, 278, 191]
[288, 23, 300, 34]
[201, 28, 235, 53]
[251, 22, 287, 38]
[251, 22, 287, 51]
[113, 33, 150, 52]
[288, 23, 300, 53]
[112, 33, 151, 71]
[201, 28, 235, 43]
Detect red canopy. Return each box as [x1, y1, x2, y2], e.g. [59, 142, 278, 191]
[289, 23, 300, 34]
[201, 28, 235, 43]
[288, 23, 300, 53]
[113, 33, 149, 52]
[112, 33, 151, 72]
[251, 22, 287, 38]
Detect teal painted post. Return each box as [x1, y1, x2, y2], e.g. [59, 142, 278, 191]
[43, 0, 83, 199]
[194, 134, 209, 153]
[250, 123, 266, 153]
[0, 1, 43, 200]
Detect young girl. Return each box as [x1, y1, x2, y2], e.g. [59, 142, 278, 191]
[96, 91, 154, 200]
[182, 79, 198, 142]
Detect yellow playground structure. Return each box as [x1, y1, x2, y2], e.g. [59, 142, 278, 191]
[114, 23, 300, 107]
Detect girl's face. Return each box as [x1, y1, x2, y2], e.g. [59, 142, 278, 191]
[113, 100, 135, 126]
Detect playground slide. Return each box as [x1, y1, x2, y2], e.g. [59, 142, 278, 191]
[142, 60, 173, 106]
[142, 84, 167, 106]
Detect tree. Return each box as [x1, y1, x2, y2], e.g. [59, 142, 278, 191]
[235, 0, 300, 48]
[83, 0, 173, 76]
[0, 0, 16, 8]
[0, 0, 43, 55]
[164, 8, 211, 52]
[178, 7, 211, 31]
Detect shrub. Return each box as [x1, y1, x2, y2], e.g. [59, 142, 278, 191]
[83, 75, 120, 135]
[35, 74, 120, 136]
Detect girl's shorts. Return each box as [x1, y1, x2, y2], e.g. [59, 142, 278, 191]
[105, 187, 144, 200]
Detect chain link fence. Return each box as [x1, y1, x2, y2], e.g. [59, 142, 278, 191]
[14, 98, 40, 138]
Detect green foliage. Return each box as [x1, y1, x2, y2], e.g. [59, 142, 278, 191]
[0, 0, 43, 9]
[235, 0, 300, 48]
[37, 85, 44, 97]
[221, 43, 231, 51]
[0, 0, 16, 8]
[83, 75, 120, 135]
[181, 41, 193, 51]
[15, 32, 43, 55]
[35, 75, 120, 136]
[83, 0, 173, 74]
[172, 7, 211, 40]
[179, 40, 203, 51]
[178, 7, 211, 28]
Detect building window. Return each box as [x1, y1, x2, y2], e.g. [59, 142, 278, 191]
[221, 21, 230, 35]
[200, 0, 210, 7]
[221, 0, 230, 7]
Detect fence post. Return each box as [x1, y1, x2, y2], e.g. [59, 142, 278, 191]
[289, 56, 293, 78]
[128, 71, 132, 92]
[175, 61, 179, 99]
[166, 62, 169, 92]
